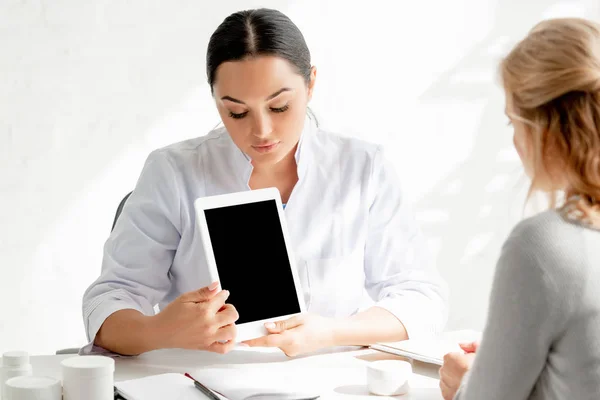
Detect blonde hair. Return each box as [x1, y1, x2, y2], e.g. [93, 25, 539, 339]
[501, 17, 600, 223]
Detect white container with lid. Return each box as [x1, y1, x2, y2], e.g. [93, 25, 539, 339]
[366, 359, 412, 396]
[61, 355, 115, 400]
[1, 351, 33, 399]
[4, 376, 61, 400]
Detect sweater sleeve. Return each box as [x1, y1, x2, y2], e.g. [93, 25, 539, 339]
[454, 237, 569, 400]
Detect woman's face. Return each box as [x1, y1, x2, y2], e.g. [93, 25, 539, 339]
[212, 56, 316, 167]
[506, 93, 535, 179]
[505, 92, 566, 192]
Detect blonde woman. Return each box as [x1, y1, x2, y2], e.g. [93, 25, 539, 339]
[439, 18, 600, 400]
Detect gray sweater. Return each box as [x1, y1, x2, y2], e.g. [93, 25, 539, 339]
[455, 210, 600, 400]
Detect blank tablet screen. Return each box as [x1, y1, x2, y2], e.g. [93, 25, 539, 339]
[204, 199, 301, 324]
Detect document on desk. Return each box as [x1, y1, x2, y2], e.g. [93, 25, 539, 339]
[188, 364, 326, 400]
[114, 365, 329, 400]
[115, 373, 219, 400]
[370, 330, 482, 366]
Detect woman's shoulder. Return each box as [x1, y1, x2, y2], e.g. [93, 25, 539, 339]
[152, 127, 228, 159]
[312, 128, 383, 164]
[507, 209, 588, 248]
[501, 210, 591, 283]
[315, 128, 380, 151]
[143, 127, 229, 173]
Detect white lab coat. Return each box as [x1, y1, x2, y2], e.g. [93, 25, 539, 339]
[82, 117, 448, 353]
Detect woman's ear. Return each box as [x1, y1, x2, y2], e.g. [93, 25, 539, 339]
[307, 66, 317, 101]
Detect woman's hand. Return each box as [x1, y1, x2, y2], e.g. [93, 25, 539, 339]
[151, 282, 240, 353]
[439, 341, 479, 400]
[241, 313, 338, 356]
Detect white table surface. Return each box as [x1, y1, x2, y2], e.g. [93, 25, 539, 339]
[8, 346, 442, 399]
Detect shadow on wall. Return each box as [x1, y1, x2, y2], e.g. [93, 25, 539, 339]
[2, 0, 286, 268]
[413, 0, 585, 330]
[0, 0, 293, 354]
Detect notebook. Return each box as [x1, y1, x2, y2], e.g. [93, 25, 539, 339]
[370, 330, 482, 366]
[188, 365, 322, 400]
[114, 366, 322, 400]
[114, 373, 219, 400]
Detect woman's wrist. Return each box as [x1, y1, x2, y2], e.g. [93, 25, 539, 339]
[328, 308, 409, 348]
[143, 313, 168, 352]
[329, 317, 353, 347]
[96, 310, 163, 355]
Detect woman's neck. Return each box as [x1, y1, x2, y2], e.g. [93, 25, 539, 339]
[252, 150, 297, 178]
[249, 150, 299, 203]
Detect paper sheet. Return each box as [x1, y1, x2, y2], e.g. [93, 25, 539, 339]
[115, 373, 210, 400]
[370, 330, 482, 365]
[189, 363, 362, 400]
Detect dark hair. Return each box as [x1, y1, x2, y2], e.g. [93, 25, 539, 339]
[206, 8, 312, 90]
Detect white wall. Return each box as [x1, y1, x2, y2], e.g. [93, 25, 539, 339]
[1, 0, 599, 355]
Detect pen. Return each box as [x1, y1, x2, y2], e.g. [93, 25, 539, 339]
[184, 372, 222, 400]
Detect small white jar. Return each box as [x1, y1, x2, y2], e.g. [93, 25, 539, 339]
[61, 355, 115, 400]
[5, 376, 62, 400]
[1, 351, 33, 399]
[366, 359, 412, 396]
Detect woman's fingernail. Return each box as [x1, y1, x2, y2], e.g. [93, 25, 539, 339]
[265, 322, 276, 330]
[209, 281, 219, 291]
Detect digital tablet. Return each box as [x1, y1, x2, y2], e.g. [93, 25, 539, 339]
[194, 187, 306, 342]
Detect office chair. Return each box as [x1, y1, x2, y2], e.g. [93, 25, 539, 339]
[55, 191, 133, 355]
[111, 192, 132, 231]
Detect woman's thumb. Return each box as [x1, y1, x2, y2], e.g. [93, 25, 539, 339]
[265, 315, 303, 333]
[183, 281, 220, 302]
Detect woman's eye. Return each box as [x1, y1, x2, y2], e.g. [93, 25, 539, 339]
[270, 104, 289, 113]
[229, 111, 248, 119]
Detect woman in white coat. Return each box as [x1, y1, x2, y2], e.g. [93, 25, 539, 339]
[82, 8, 448, 357]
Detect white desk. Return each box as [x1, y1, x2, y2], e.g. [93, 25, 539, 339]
[20, 347, 442, 399]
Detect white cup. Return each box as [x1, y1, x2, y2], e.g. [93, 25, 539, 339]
[5, 376, 62, 400]
[366, 359, 412, 396]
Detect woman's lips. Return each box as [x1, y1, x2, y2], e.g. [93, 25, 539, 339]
[252, 142, 280, 153]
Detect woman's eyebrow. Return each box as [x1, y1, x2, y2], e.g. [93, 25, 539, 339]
[221, 87, 293, 104]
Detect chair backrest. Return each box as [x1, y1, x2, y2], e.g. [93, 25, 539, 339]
[111, 192, 132, 231]
[55, 191, 134, 355]
[56, 192, 133, 355]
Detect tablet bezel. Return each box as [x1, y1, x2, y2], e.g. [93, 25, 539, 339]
[194, 187, 306, 342]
